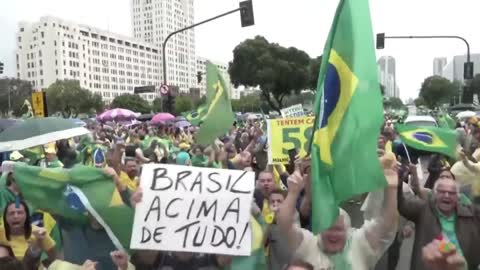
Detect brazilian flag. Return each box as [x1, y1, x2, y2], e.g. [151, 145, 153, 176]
[13, 164, 134, 251]
[396, 124, 457, 158]
[225, 216, 267, 270]
[310, 0, 386, 232]
[438, 111, 456, 129]
[183, 105, 207, 126]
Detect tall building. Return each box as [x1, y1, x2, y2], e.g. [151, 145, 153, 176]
[196, 57, 241, 100]
[132, 0, 196, 93]
[433, 57, 447, 76]
[377, 56, 398, 98]
[442, 54, 480, 84]
[16, 16, 162, 104]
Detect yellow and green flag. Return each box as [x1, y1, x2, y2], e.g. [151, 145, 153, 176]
[396, 124, 457, 158]
[13, 164, 134, 251]
[438, 111, 456, 129]
[196, 62, 235, 145]
[310, 0, 386, 232]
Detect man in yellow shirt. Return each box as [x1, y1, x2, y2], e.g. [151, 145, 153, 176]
[119, 157, 139, 192]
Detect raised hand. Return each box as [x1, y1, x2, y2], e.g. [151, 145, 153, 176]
[110, 250, 129, 270]
[130, 187, 143, 208]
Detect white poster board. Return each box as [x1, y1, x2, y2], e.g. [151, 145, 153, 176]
[280, 104, 305, 118]
[131, 164, 255, 256]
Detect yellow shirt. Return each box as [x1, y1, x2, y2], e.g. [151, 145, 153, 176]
[0, 225, 56, 259]
[119, 171, 139, 192]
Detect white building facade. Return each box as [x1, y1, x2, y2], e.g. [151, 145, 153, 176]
[377, 56, 399, 98]
[132, 0, 196, 93]
[433, 57, 447, 76]
[442, 54, 480, 84]
[16, 16, 161, 104]
[196, 57, 241, 100]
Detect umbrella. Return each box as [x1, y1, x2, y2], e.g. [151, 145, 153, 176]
[0, 119, 22, 133]
[0, 117, 90, 152]
[175, 120, 191, 128]
[69, 118, 86, 127]
[152, 113, 175, 124]
[137, 113, 154, 122]
[97, 108, 140, 122]
[175, 116, 186, 122]
[456, 111, 476, 119]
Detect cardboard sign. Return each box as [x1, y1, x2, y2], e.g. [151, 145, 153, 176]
[280, 104, 305, 118]
[267, 116, 314, 164]
[131, 164, 255, 256]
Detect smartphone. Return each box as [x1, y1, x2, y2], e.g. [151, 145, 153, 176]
[288, 148, 298, 162]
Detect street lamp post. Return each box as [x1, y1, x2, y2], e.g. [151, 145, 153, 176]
[162, 0, 254, 113]
[377, 33, 474, 104]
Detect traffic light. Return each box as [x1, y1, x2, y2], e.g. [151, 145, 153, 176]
[464, 62, 474, 80]
[164, 94, 176, 113]
[197, 71, 202, 84]
[239, 0, 254, 27]
[376, 33, 385, 49]
[0, 62, 4, 74]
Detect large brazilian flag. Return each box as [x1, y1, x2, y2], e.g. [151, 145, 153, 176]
[310, 0, 386, 232]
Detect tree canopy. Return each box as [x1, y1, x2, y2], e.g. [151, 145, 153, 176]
[111, 94, 151, 114]
[46, 80, 103, 118]
[0, 78, 33, 117]
[418, 76, 458, 109]
[173, 95, 193, 115]
[229, 36, 317, 113]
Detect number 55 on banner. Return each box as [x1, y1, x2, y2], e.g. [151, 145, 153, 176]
[267, 117, 314, 164]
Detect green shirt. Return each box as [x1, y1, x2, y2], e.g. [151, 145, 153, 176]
[47, 159, 64, 168]
[436, 208, 465, 259]
[191, 155, 209, 167]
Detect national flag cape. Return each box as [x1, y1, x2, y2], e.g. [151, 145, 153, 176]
[13, 164, 134, 251]
[310, 0, 386, 232]
[395, 124, 457, 158]
[438, 112, 456, 129]
[226, 216, 267, 270]
[196, 62, 235, 145]
[183, 105, 208, 126]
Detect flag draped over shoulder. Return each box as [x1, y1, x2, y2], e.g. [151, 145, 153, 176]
[13, 164, 134, 250]
[196, 62, 235, 145]
[438, 111, 456, 129]
[395, 124, 457, 158]
[226, 216, 267, 270]
[310, 0, 386, 233]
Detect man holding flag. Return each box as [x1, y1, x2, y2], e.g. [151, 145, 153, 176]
[277, 0, 399, 269]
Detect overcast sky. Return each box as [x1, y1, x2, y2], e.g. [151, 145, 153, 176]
[1, 0, 480, 101]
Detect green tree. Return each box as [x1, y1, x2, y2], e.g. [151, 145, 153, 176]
[152, 97, 163, 113]
[46, 80, 103, 118]
[173, 95, 193, 115]
[384, 97, 405, 110]
[419, 76, 457, 109]
[469, 74, 480, 95]
[0, 78, 33, 117]
[231, 94, 261, 112]
[111, 94, 151, 114]
[414, 97, 425, 107]
[193, 95, 207, 107]
[309, 56, 322, 90]
[229, 36, 311, 113]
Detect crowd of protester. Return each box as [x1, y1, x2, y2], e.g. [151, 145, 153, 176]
[0, 116, 479, 270]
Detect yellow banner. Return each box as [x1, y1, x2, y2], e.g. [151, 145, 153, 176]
[267, 116, 314, 164]
[32, 92, 45, 118]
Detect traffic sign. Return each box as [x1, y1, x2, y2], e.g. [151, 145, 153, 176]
[32, 92, 46, 118]
[159, 84, 170, 95]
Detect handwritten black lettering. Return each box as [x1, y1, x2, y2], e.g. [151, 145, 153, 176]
[192, 225, 207, 247]
[151, 168, 173, 191]
[174, 220, 201, 248]
[152, 226, 166, 243]
[207, 172, 221, 193]
[144, 196, 161, 222]
[222, 197, 240, 223]
[225, 175, 232, 191]
[230, 171, 250, 194]
[224, 227, 237, 248]
[211, 225, 225, 247]
[190, 172, 203, 193]
[187, 198, 195, 220]
[165, 198, 183, 218]
[196, 199, 218, 222]
[175, 170, 191, 191]
[141, 226, 151, 243]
